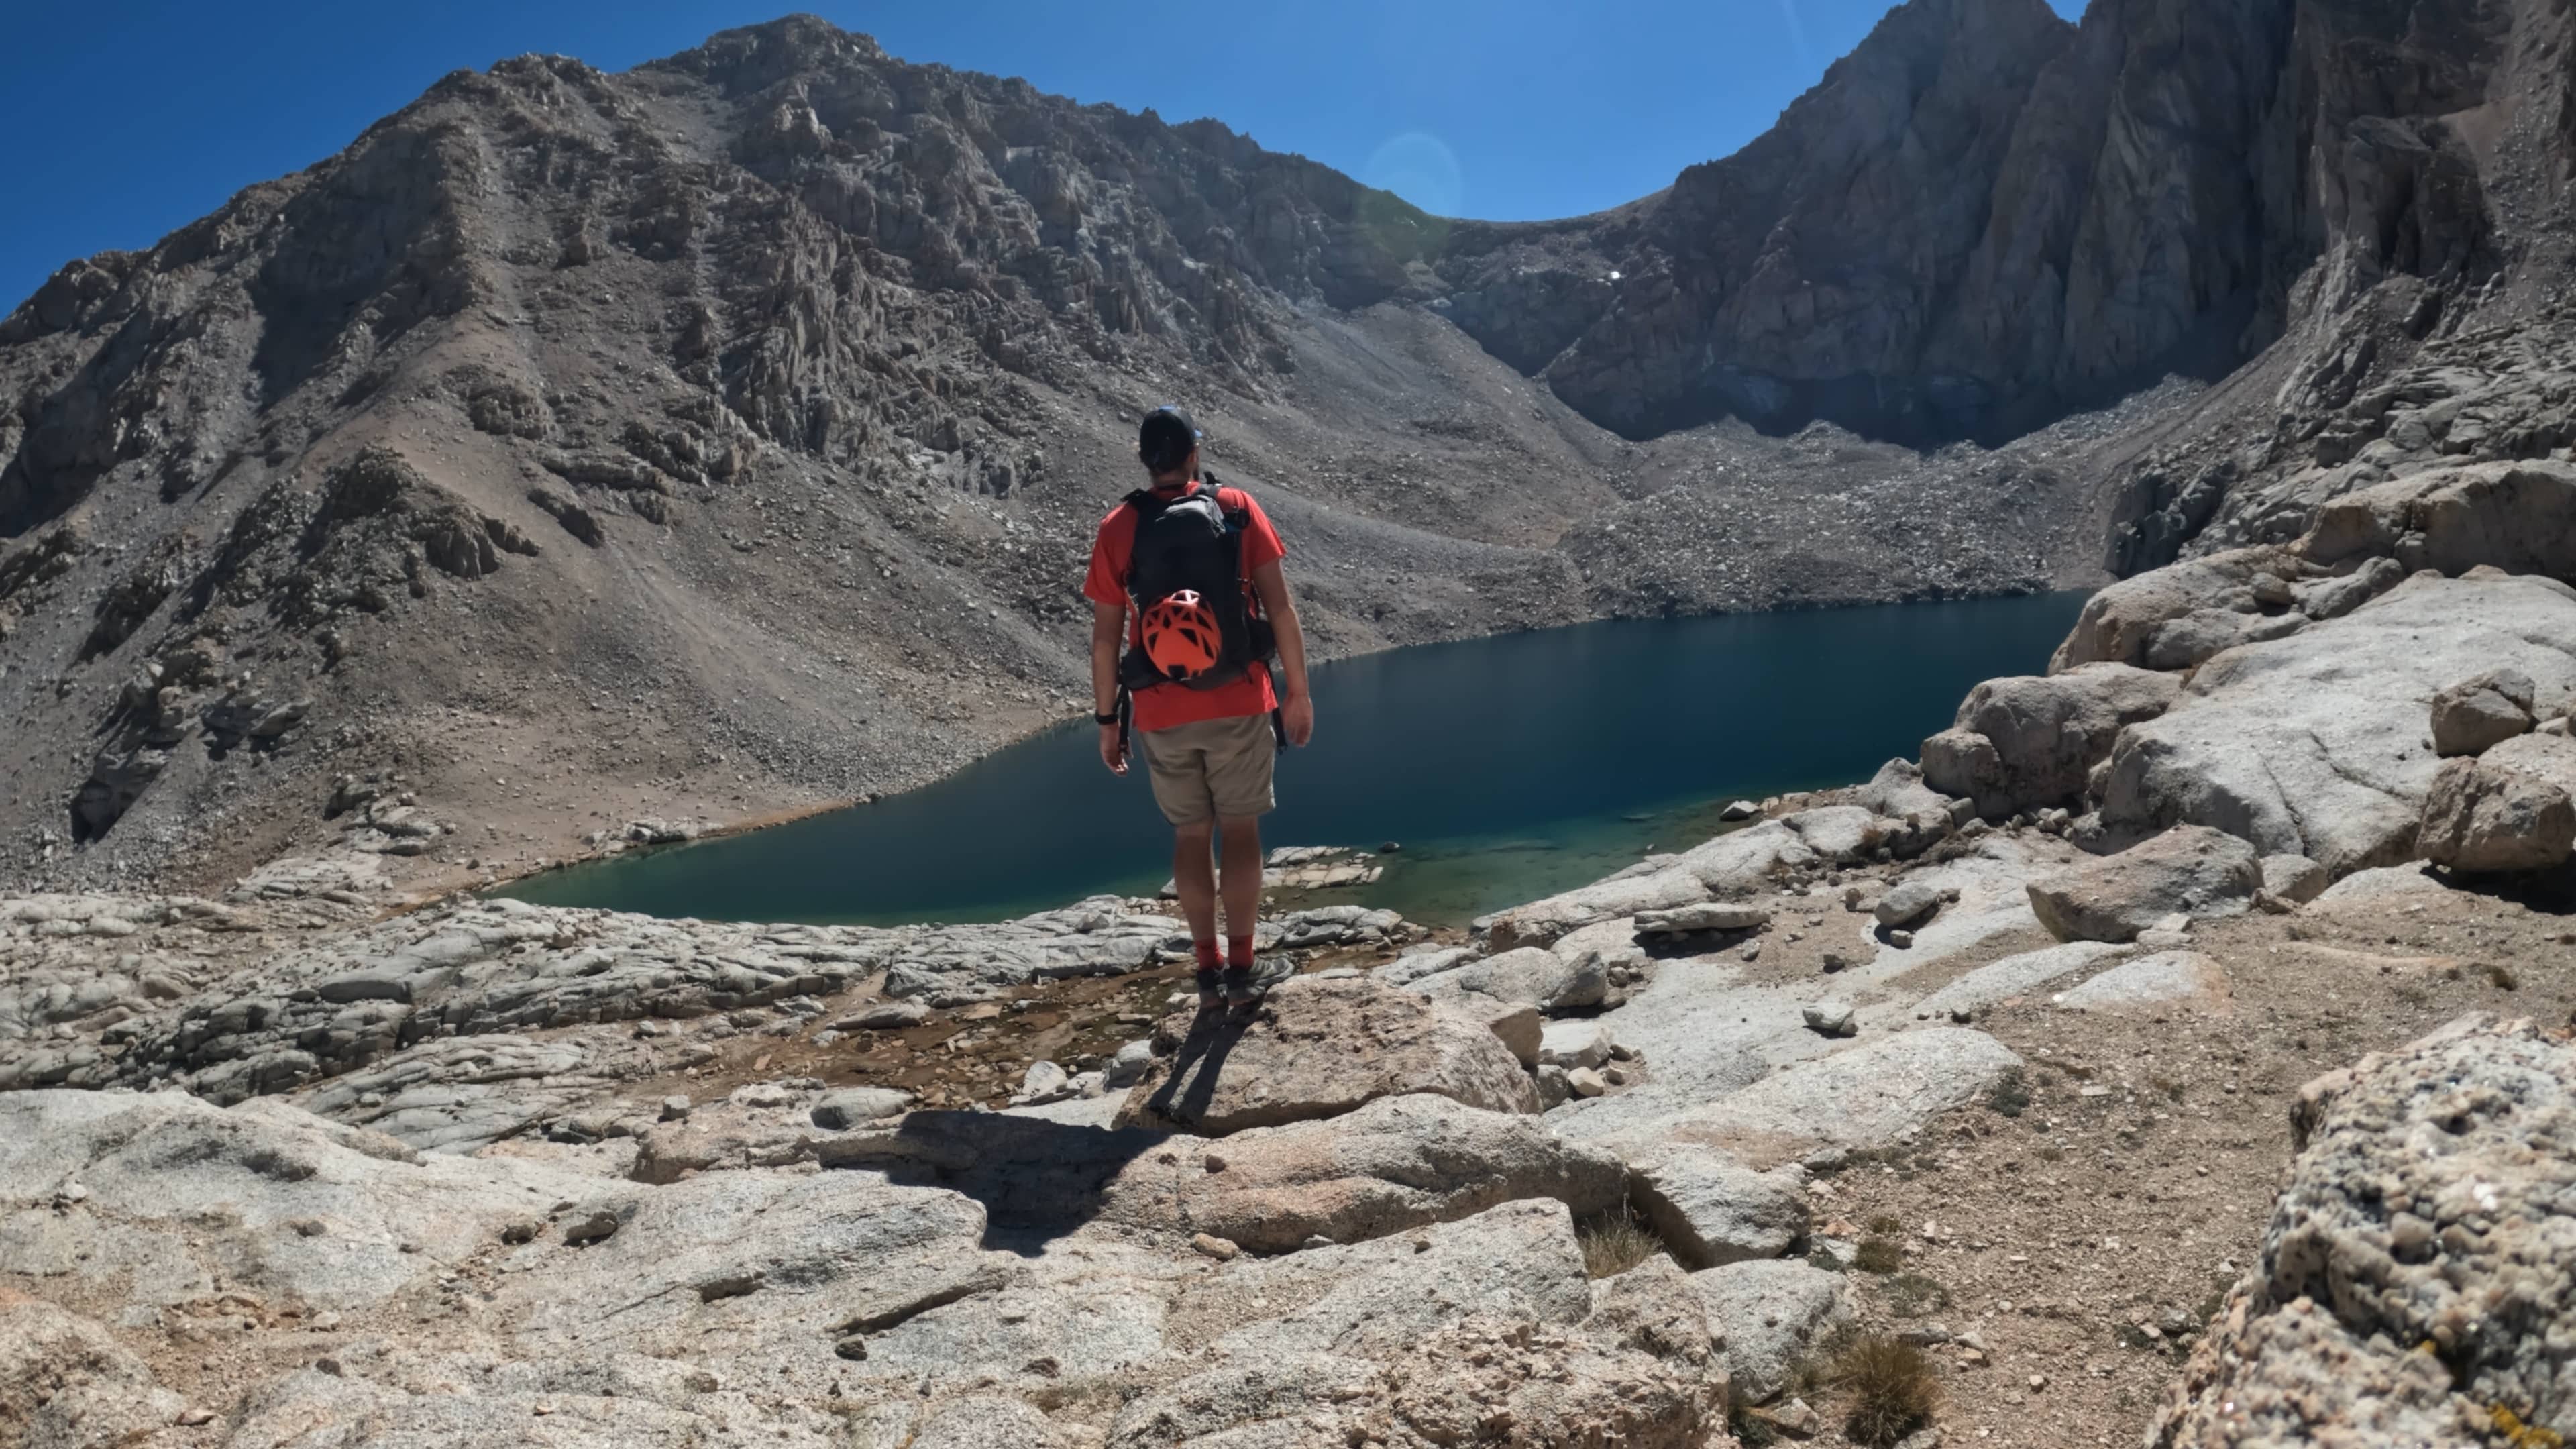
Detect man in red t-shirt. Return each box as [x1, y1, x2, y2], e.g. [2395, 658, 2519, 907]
[1084, 407, 1315, 1010]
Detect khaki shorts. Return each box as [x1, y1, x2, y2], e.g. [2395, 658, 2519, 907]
[1137, 713, 1277, 826]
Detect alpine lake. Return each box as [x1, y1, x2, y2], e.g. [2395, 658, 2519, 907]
[496, 590, 2088, 928]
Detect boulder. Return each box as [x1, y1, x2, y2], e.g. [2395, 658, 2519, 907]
[1629, 1148, 1809, 1269]
[2430, 668, 2538, 756]
[1103, 1039, 1154, 1088]
[1409, 945, 1604, 1014]
[2257, 854, 2330, 904]
[1538, 1020, 1615, 1071]
[2295, 555, 2407, 621]
[2151, 1017, 2576, 1448]
[1783, 805, 1892, 863]
[1115, 977, 1539, 1134]
[2051, 951, 2231, 1013]
[2144, 608, 2269, 669]
[2094, 574, 2576, 875]
[811, 1087, 912, 1130]
[2051, 547, 2302, 671]
[1580, 1254, 1719, 1368]
[2298, 458, 2576, 582]
[1800, 1000, 1856, 1036]
[2418, 733, 2576, 873]
[1874, 878, 1944, 928]
[1857, 757, 1953, 820]
[1921, 663, 2182, 819]
[2026, 824, 2261, 943]
[1690, 1260, 1857, 1403]
[1431, 995, 1543, 1066]
[1106, 1094, 1629, 1255]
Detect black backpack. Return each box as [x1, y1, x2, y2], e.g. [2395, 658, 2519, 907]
[1116, 476, 1277, 693]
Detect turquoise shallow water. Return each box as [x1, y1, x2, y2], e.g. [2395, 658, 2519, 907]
[496, 591, 2088, 927]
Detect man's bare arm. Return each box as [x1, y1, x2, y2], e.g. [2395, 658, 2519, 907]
[1250, 561, 1314, 745]
[1091, 600, 1127, 773]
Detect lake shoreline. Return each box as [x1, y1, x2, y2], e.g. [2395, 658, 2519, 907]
[490, 590, 2092, 928]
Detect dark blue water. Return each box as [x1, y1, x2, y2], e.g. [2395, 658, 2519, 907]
[497, 592, 2086, 926]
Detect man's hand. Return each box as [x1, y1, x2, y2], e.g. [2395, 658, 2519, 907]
[1099, 723, 1128, 775]
[1281, 692, 1315, 748]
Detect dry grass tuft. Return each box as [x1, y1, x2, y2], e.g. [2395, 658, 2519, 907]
[1834, 1336, 1942, 1447]
[1575, 1210, 1666, 1279]
[1851, 1236, 1905, 1275]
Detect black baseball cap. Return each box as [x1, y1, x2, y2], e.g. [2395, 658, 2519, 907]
[1138, 405, 1201, 472]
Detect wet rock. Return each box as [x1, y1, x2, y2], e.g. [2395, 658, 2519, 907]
[2026, 824, 2261, 943]
[1114, 977, 1538, 1134]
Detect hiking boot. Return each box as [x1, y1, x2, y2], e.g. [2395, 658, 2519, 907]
[1193, 968, 1224, 1013]
[1225, 958, 1299, 1012]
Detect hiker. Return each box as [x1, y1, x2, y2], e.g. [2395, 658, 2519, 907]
[1084, 406, 1315, 1012]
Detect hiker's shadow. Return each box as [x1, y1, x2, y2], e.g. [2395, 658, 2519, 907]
[1138, 1009, 1248, 1128]
[854, 1013, 1252, 1256]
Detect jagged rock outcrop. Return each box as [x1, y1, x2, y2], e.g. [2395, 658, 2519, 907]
[1435, 0, 2569, 459]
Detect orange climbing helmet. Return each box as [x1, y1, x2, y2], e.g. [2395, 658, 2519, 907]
[1139, 589, 1224, 681]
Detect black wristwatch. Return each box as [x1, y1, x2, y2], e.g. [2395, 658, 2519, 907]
[1094, 710, 1120, 725]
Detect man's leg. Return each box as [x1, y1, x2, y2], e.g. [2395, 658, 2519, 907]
[1171, 821, 1220, 999]
[1217, 814, 1263, 973]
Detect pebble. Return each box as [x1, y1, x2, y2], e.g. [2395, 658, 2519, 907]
[1566, 1067, 1608, 1098]
[1801, 1000, 1856, 1036]
[1191, 1233, 1240, 1262]
[659, 1095, 692, 1121]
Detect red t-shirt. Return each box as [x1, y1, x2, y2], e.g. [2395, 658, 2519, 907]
[1083, 480, 1285, 733]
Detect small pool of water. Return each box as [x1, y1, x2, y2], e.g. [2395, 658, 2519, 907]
[497, 591, 2087, 927]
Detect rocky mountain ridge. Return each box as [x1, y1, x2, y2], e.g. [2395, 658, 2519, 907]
[0, 11, 2151, 893]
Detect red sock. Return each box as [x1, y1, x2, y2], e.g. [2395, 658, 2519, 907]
[1227, 935, 1255, 969]
[1193, 939, 1220, 972]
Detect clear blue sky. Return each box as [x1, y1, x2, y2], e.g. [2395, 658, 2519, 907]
[1, 0, 2084, 310]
